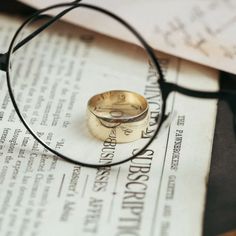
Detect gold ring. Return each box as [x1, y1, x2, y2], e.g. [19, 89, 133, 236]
[87, 90, 149, 143]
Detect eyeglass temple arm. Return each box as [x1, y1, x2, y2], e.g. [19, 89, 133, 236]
[0, 53, 7, 72]
[0, 1, 84, 72]
[161, 81, 235, 100]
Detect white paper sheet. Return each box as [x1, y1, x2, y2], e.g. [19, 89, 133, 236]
[19, 0, 236, 74]
[0, 14, 218, 236]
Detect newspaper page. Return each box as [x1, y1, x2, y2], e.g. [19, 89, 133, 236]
[20, 0, 236, 74]
[0, 14, 218, 236]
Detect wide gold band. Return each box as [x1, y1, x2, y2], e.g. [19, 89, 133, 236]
[87, 90, 149, 143]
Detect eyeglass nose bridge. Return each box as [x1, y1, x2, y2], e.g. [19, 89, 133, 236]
[0, 53, 7, 72]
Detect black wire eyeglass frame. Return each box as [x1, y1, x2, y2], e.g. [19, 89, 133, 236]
[0, 1, 234, 168]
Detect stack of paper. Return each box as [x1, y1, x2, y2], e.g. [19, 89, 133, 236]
[0, 1, 222, 235]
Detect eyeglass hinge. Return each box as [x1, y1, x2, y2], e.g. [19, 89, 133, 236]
[0, 53, 7, 72]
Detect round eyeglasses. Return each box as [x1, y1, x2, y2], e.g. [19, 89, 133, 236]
[0, 1, 232, 168]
